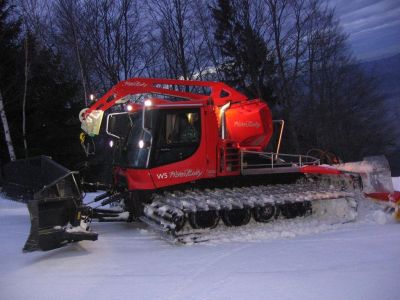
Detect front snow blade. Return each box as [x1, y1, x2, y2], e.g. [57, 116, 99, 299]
[23, 198, 98, 252]
[2, 156, 97, 252]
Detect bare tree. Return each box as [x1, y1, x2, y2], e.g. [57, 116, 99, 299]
[289, 1, 394, 160]
[146, 0, 211, 81]
[262, 1, 319, 100]
[16, 1, 31, 157]
[22, 33, 29, 157]
[147, 0, 190, 79]
[53, 0, 89, 105]
[191, 0, 222, 81]
[18, 0, 53, 47]
[12, 0, 392, 162]
[0, 90, 16, 161]
[75, 0, 149, 89]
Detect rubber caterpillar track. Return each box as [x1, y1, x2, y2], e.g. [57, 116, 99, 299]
[140, 182, 359, 243]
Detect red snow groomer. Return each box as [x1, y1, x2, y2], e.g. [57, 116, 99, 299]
[2, 78, 399, 251]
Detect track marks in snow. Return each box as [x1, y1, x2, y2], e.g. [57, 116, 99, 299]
[166, 243, 252, 300]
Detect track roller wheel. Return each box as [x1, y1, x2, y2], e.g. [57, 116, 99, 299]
[302, 201, 313, 216]
[221, 209, 251, 226]
[173, 215, 186, 232]
[292, 202, 306, 217]
[188, 211, 220, 229]
[280, 202, 298, 219]
[253, 204, 276, 223]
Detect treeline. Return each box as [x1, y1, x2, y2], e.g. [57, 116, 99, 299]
[0, 0, 395, 169]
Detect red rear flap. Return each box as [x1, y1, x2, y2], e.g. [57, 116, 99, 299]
[300, 165, 342, 175]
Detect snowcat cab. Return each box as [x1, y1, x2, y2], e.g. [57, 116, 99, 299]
[107, 106, 202, 171]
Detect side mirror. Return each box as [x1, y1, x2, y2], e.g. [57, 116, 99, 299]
[142, 99, 153, 130]
[143, 108, 152, 130]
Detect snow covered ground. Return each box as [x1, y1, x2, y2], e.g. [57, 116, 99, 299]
[0, 179, 399, 300]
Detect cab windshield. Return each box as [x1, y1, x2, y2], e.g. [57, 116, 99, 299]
[110, 112, 151, 169]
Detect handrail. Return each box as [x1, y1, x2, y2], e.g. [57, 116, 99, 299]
[240, 150, 320, 173]
[272, 120, 284, 160]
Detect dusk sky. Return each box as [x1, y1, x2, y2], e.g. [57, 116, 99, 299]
[331, 0, 400, 61]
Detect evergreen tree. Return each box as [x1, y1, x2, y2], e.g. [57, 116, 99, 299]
[24, 42, 82, 168]
[211, 0, 276, 102]
[0, 0, 82, 168]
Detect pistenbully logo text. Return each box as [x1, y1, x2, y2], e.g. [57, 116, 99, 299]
[234, 121, 261, 128]
[156, 169, 203, 180]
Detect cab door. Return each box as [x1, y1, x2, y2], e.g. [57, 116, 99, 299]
[149, 106, 208, 188]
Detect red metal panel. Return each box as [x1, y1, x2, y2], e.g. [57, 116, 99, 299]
[114, 167, 156, 190]
[82, 78, 249, 120]
[204, 106, 219, 179]
[365, 192, 400, 204]
[300, 165, 342, 175]
[224, 99, 273, 150]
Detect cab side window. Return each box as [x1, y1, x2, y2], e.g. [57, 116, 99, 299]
[152, 109, 201, 167]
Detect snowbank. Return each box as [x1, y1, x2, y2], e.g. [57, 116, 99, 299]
[393, 177, 400, 190]
[0, 181, 399, 300]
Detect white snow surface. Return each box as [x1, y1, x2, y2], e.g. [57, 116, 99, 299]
[0, 178, 399, 300]
[393, 176, 400, 190]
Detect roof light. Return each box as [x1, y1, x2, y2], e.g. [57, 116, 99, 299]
[144, 99, 152, 107]
[89, 94, 95, 101]
[109, 140, 114, 148]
